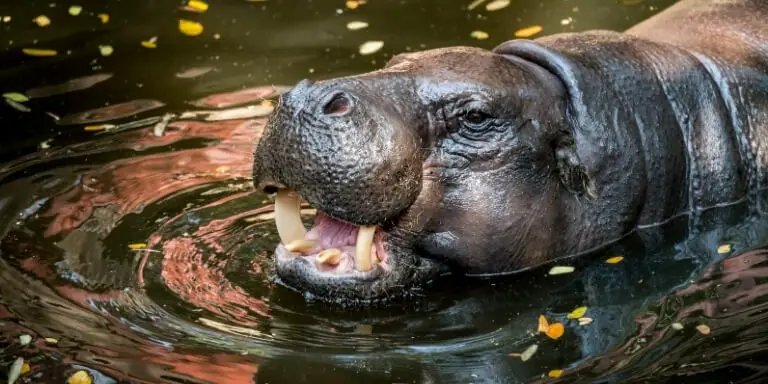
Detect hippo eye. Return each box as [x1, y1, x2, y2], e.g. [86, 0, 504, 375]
[463, 110, 491, 125]
[322, 93, 351, 115]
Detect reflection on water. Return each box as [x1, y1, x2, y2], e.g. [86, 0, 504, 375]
[3, 0, 768, 383]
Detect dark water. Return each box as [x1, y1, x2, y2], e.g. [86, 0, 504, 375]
[3, 0, 768, 383]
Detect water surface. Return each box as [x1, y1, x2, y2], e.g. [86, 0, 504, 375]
[3, 0, 768, 383]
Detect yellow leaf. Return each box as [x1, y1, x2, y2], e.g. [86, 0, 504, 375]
[44, 337, 58, 344]
[22, 48, 58, 57]
[21, 362, 31, 374]
[179, 19, 204, 36]
[346, 0, 360, 9]
[98, 14, 110, 24]
[514, 25, 543, 38]
[537, 314, 550, 333]
[68, 6, 83, 16]
[606, 256, 624, 264]
[68, 370, 93, 384]
[717, 244, 732, 254]
[33, 15, 51, 27]
[485, 0, 510, 11]
[548, 265, 574, 275]
[188, 0, 209, 12]
[98, 45, 114, 56]
[671, 322, 684, 330]
[84, 125, 106, 131]
[545, 322, 564, 340]
[470, 30, 489, 40]
[567, 306, 588, 319]
[696, 324, 711, 335]
[128, 243, 147, 249]
[141, 38, 158, 48]
[358, 40, 384, 55]
[548, 369, 563, 378]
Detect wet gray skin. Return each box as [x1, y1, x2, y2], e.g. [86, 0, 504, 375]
[253, 0, 768, 304]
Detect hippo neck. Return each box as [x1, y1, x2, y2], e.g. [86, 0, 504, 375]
[495, 31, 764, 254]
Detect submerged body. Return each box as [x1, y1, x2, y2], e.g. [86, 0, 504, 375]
[252, 0, 768, 303]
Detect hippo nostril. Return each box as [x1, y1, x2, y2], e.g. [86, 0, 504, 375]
[322, 92, 351, 116]
[256, 180, 286, 194]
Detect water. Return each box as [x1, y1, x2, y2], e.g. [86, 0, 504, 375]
[2, 0, 768, 383]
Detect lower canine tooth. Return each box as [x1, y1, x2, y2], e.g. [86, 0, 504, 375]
[274, 189, 307, 246]
[285, 239, 316, 253]
[316, 248, 342, 265]
[355, 226, 376, 272]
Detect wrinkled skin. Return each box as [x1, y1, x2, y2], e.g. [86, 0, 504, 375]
[252, 0, 768, 304]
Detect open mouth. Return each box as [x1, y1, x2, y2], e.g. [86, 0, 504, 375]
[273, 189, 388, 277]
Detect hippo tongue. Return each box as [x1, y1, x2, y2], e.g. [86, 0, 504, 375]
[274, 189, 376, 272]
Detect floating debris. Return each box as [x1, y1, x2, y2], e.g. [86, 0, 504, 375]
[578, 317, 593, 326]
[346, 0, 360, 9]
[97, 13, 109, 23]
[98, 45, 114, 56]
[5, 99, 31, 112]
[545, 322, 564, 340]
[520, 344, 538, 361]
[33, 15, 51, 27]
[359, 40, 384, 55]
[548, 265, 575, 275]
[22, 48, 58, 57]
[83, 124, 116, 132]
[470, 30, 489, 40]
[561, 17, 573, 26]
[68, 6, 83, 16]
[44, 337, 59, 344]
[153, 113, 175, 136]
[671, 322, 684, 330]
[567, 306, 588, 319]
[485, 0, 510, 11]
[696, 324, 711, 335]
[179, 19, 204, 36]
[537, 314, 549, 333]
[8, 357, 24, 384]
[19, 334, 32, 346]
[27, 73, 113, 99]
[2, 93, 29, 103]
[548, 369, 563, 378]
[717, 244, 732, 254]
[2, 16, 11, 23]
[187, 0, 209, 12]
[67, 370, 92, 384]
[514, 25, 543, 38]
[606, 256, 624, 264]
[346, 21, 369, 30]
[128, 243, 147, 250]
[175, 66, 215, 79]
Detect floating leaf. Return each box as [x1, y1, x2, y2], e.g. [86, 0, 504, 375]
[44, 337, 58, 344]
[19, 334, 32, 346]
[717, 244, 732, 254]
[98, 13, 109, 23]
[671, 322, 684, 330]
[470, 30, 489, 40]
[175, 66, 214, 79]
[514, 25, 543, 38]
[20, 363, 30, 375]
[485, 0, 510, 11]
[548, 265, 574, 275]
[141, 37, 158, 49]
[606, 256, 624, 264]
[2, 16, 11, 23]
[8, 357, 23, 384]
[520, 344, 538, 361]
[67, 370, 93, 384]
[346, 0, 360, 9]
[567, 306, 588, 319]
[537, 315, 549, 333]
[68, 6, 83, 16]
[179, 19, 204, 36]
[98, 45, 114, 56]
[578, 317, 593, 326]
[187, 0, 209, 12]
[128, 243, 147, 249]
[22, 48, 58, 57]
[347, 21, 369, 30]
[33, 15, 51, 27]
[467, 0, 487, 11]
[548, 369, 563, 378]
[84, 125, 109, 131]
[545, 322, 565, 339]
[358, 40, 384, 55]
[3, 93, 29, 103]
[5, 99, 31, 112]
[696, 324, 711, 335]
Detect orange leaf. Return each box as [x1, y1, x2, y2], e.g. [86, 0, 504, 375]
[545, 322, 564, 339]
[537, 314, 550, 333]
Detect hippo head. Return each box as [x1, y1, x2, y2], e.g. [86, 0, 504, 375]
[253, 45, 599, 304]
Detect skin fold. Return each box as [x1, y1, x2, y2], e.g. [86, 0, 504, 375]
[252, 0, 768, 304]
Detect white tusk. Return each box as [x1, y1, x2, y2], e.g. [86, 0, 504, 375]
[355, 226, 376, 272]
[274, 189, 307, 246]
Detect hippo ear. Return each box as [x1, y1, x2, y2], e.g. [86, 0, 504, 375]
[553, 133, 596, 199]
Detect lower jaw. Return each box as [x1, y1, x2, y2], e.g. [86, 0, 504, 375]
[274, 244, 385, 282]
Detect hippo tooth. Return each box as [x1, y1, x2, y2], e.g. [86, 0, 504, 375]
[316, 248, 343, 265]
[285, 239, 317, 253]
[275, 189, 307, 246]
[355, 226, 376, 272]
